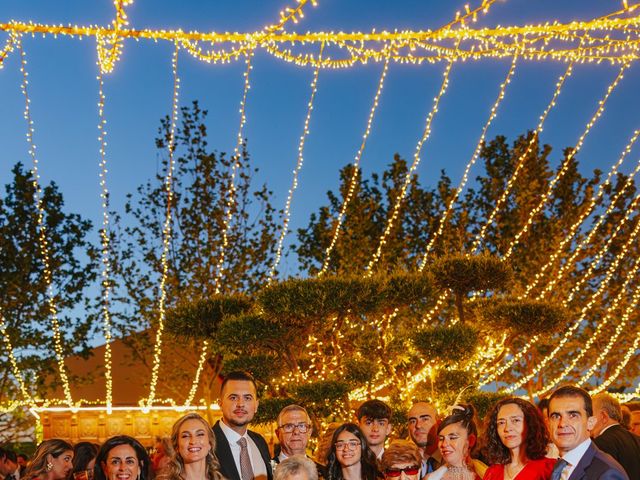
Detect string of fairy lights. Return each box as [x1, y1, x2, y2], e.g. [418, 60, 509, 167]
[418, 52, 518, 267]
[524, 128, 640, 299]
[1, 0, 640, 413]
[319, 45, 392, 276]
[268, 42, 324, 282]
[142, 42, 181, 410]
[96, 65, 114, 414]
[15, 34, 75, 409]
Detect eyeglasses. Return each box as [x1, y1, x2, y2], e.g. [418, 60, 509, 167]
[334, 440, 361, 450]
[279, 423, 311, 433]
[384, 466, 421, 477]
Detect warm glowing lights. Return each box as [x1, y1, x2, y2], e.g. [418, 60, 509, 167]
[366, 48, 457, 275]
[419, 54, 518, 266]
[2, 4, 640, 70]
[502, 62, 629, 261]
[96, 66, 114, 414]
[319, 46, 391, 276]
[2, 0, 639, 410]
[269, 43, 324, 282]
[471, 60, 576, 254]
[16, 35, 75, 409]
[213, 50, 254, 291]
[143, 43, 181, 409]
[0, 310, 35, 406]
[529, 129, 640, 300]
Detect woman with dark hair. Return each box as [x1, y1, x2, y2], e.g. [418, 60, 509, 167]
[72, 443, 100, 480]
[325, 423, 382, 480]
[94, 436, 151, 480]
[24, 440, 74, 480]
[483, 398, 554, 480]
[156, 413, 225, 480]
[427, 404, 486, 480]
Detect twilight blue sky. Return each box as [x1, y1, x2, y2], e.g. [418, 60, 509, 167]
[1, 0, 639, 283]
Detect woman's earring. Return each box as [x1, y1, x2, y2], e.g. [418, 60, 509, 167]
[46, 462, 53, 472]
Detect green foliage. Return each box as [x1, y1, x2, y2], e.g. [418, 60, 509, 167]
[252, 397, 298, 425]
[413, 324, 478, 364]
[220, 355, 284, 386]
[0, 163, 97, 441]
[165, 294, 253, 339]
[478, 297, 568, 335]
[292, 380, 351, 419]
[434, 369, 475, 393]
[216, 314, 290, 351]
[378, 271, 434, 309]
[430, 254, 512, 296]
[464, 391, 511, 419]
[257, 276, 383, 323]
[343, 358, 378, 386]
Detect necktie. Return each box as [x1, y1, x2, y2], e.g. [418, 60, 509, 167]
[551, 458, 571, 480]
[426, 457, 437, 474]
[238, 437, 255, 480]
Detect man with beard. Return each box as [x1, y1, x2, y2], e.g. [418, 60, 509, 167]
[406, 402, 441, 476]
[213, 371, 273, 480]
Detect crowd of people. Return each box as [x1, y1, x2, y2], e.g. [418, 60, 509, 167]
[2, 371, 640, 480]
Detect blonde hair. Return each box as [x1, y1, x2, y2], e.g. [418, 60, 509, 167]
[157, 413, 226, 480]
[25, 439, 73, 480]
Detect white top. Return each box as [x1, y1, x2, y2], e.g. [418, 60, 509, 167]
[559, 438, 592, 479]
[219, 419, 269, 480]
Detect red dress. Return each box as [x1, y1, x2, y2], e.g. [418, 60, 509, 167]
[483, 458, 555, 480]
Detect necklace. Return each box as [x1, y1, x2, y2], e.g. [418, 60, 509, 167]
[504, 462, 526, 480]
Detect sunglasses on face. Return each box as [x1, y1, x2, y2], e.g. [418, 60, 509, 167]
[384, 466, 421, 477]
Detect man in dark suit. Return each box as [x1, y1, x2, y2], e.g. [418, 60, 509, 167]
[0, 448, 26, 480]
[591, 393, 640, 479]
[548, 385, 628, 480]
[213, 371, 273, 480]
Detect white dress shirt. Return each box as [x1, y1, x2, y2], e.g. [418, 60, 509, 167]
[219, 419, 269, 480]
[559, 438, 592, 479]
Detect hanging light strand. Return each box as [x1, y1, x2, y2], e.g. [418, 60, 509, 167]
[563, 191, 640, 306]
[419, 53, 518, 266]
[144, 42, 180, 409]
[183, 49, 255, 406]
[96, 64, 114, 414]
[319, 44, 392, 276]
[526, 128, 640, 298]
[365, 42, 459, 275]
[268, 42, 325, 282]
[0, 309, 35, 406]
[213, 48, 255, 291]
[502, 62, 629, 261]
[536, 275, 640, 397]
[533, 143, 640, 300]
[587, 325, 640, 394]
[182, 339, 209, 408]
[471, 60, 577, 253]
[16, 35, 75, 409]
[503, 239, 640, 394]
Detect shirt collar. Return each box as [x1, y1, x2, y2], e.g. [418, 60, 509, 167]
[219, 418, 248, 443]
[560, 438, 592, 467]
[597, 423, 618, 436]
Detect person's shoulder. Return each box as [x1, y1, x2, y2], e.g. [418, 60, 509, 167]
[588, 446, 629, 480]
[482, 463, 503, 480]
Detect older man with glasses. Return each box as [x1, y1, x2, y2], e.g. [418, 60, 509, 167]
[274, 405, 326, 478]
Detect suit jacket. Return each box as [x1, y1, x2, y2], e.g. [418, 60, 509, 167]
[593, 424, 640, 480]
[568, 441, 629, 480]
[213, 420, 273, 480]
